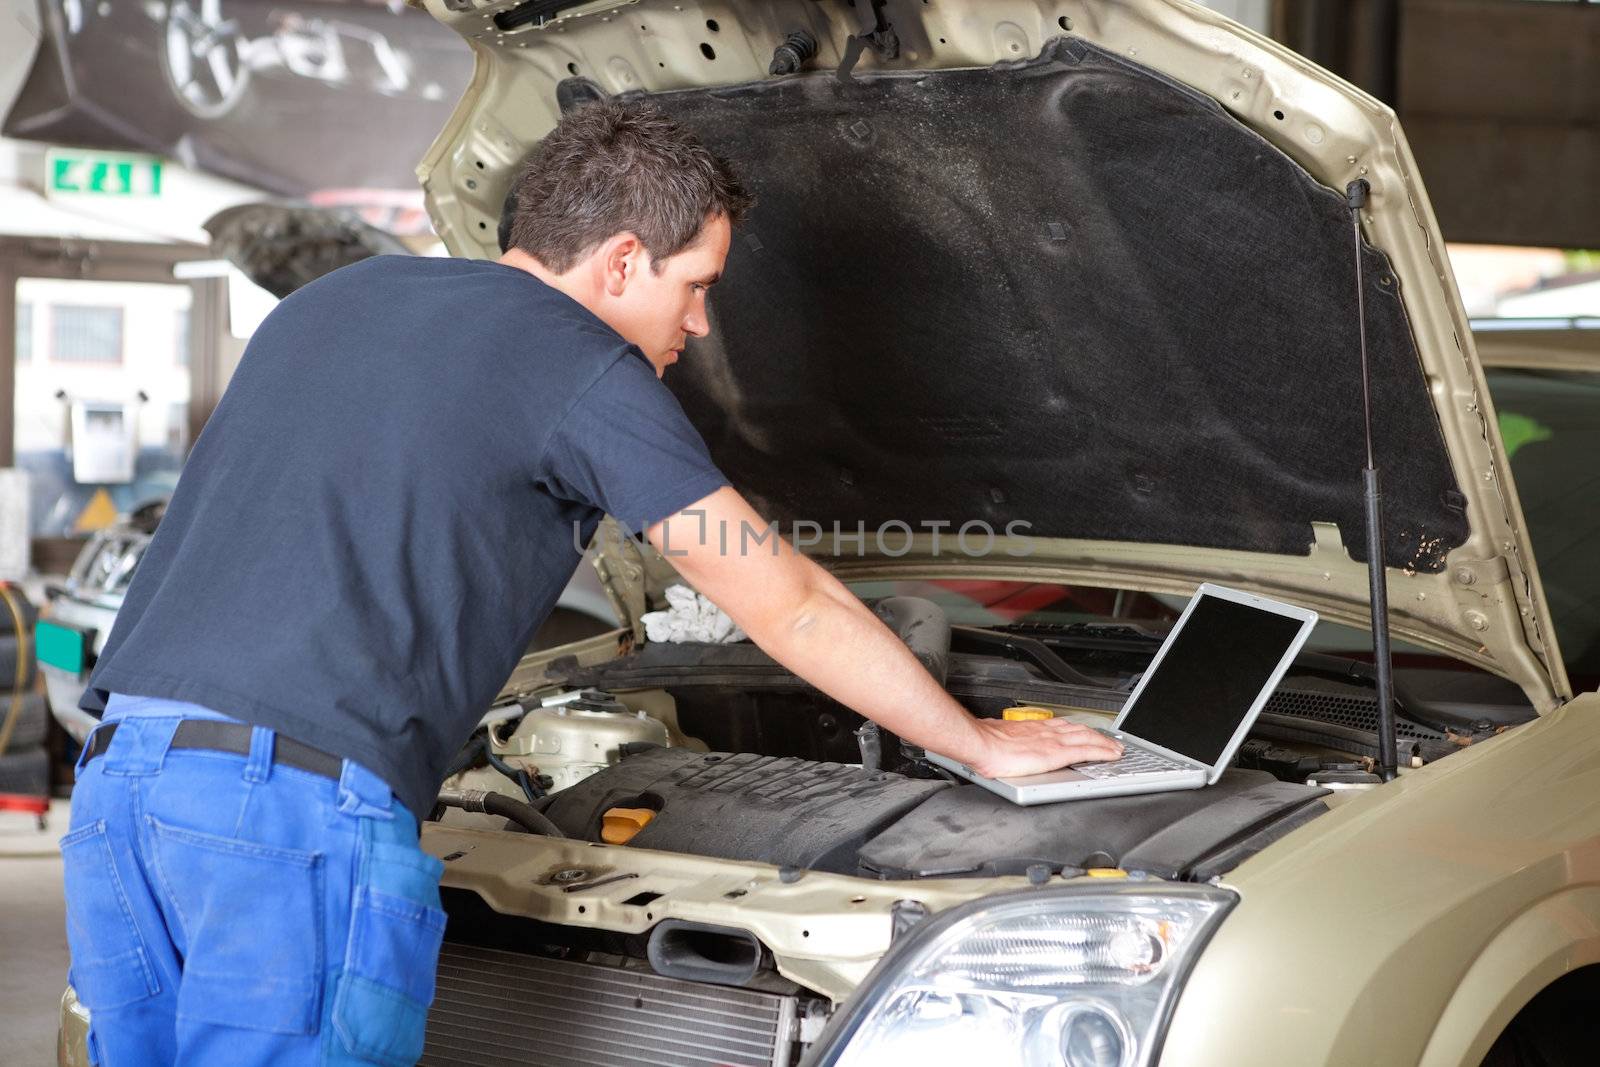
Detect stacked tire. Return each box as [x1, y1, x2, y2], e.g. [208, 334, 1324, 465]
[0, 586, 48, 796]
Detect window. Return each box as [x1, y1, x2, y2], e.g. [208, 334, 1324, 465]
[1447, 245, 1600, 318]
[14, 303, 30, 362]
[1484, 367, 1600, 686]
[16, 276, 193, 537]
[51, 305, 123, 363]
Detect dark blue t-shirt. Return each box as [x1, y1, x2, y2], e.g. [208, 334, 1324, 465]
[85, 255, 727, 818]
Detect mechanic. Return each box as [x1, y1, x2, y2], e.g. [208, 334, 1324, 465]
[63, 100, 1123, 1065]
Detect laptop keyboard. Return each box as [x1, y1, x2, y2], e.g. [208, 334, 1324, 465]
[1075, 745, 1190, 779]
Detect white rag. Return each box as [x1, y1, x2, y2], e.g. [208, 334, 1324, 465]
[640, 584, 746, 644]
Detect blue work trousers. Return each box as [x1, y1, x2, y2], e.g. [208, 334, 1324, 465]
[61, 704, 446, 1066]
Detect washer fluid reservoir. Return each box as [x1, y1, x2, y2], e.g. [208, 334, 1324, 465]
[492, 690, 671, 792]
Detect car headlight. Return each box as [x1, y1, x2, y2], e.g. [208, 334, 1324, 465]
[809, 885, 1235, 1067]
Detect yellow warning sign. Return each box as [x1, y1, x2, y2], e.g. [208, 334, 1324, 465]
[72, 488, 119, 533]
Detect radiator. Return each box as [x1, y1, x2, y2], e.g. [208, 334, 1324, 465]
[421, 942, 799, 1067]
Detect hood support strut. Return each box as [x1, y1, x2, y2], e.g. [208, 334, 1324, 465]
[1348, 178, 1399, 783]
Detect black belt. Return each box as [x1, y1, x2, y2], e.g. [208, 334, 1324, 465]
[83, 720, 344, 781]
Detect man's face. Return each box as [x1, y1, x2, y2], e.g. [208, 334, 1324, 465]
[610, 213, 731, 377]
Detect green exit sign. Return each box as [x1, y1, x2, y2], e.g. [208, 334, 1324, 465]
[47, 150, 163, 197]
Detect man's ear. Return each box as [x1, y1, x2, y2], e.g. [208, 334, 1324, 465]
[600, 232, 644, 297]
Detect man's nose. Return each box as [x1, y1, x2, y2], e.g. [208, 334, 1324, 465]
[683, 298, 710, 337]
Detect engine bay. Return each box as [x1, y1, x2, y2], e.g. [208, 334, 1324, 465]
[436, 595, 1537, 882]
[421, 595, 1539, 1066]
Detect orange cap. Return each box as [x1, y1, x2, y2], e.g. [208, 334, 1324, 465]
[1002, 706, 1056, 721]
[601, 807, 657, 845]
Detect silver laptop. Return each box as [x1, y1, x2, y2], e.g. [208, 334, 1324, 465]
[929, 583, 1318, 805]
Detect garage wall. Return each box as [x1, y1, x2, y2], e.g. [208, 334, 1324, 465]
[1398, 0, 1600, 248]
[1275, 0, 1600, 249]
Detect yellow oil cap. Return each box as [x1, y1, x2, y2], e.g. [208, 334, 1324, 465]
[601, 807, 656, 845]
[1003, 706, 1056, 721]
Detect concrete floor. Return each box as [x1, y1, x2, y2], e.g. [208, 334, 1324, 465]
[0, 802, 72, 1067]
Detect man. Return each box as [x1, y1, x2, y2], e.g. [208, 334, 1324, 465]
[65, 101, 1121, 1065]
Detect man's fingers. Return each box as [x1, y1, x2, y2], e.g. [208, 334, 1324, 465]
[1057, 741, 1123, 766]
[961, 716, 1124, 777]
[1044, 720, 1123, 758]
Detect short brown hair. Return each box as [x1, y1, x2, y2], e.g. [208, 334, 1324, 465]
[505, 100, 753, 273]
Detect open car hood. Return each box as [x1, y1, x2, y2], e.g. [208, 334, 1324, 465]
[204, 203, 413, 299]
[416, 0, 1567, 710]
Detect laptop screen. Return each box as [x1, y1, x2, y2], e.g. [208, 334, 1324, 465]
[1118, 594, 1307, 766]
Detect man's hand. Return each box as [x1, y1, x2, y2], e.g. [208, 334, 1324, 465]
[965, 718, 1123, 778]
[647, 487, 1124, 779]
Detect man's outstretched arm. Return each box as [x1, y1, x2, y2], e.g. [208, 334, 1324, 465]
[646, 487, 1122, 777]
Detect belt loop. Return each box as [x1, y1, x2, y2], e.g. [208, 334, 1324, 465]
[337, 759, 396, 821]
[243, 726, 274, 784]
[101, 717, 181, 777]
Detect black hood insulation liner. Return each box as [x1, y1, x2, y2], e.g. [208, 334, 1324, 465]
[642, 37, 1467, 571]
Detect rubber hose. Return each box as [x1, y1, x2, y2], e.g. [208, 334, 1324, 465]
[441, 735, 487, 781]
[435, 788, 566, 837]
[485, 748, 544, 803]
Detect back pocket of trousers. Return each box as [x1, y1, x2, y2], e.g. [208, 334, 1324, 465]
[60, 821, 162, 1010]
[149, 817, 325, 1035]
[333, 841, 447, 1067]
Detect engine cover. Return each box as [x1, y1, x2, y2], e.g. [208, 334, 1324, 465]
[857, 771, 1331, 880]
[541, 747, 950, 874]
